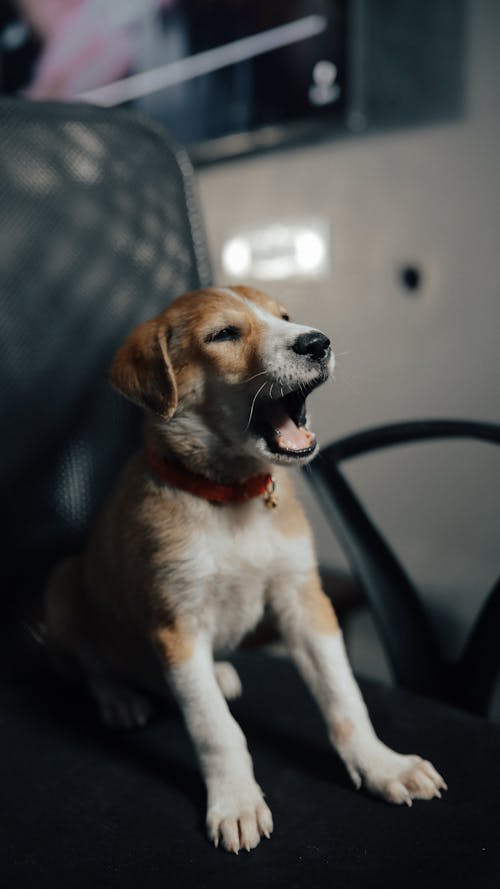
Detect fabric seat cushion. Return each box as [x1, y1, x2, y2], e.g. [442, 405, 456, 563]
[2, 650, 499, 889]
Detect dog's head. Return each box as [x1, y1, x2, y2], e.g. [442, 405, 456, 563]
[110, 286, 334, 473]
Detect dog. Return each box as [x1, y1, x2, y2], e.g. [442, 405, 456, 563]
[46, 285, 446, 854]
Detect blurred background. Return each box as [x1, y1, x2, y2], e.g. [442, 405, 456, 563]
[1, 0, 498, 701]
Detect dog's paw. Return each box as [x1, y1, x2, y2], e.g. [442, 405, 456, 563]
[206, 782, 273, 853]
[214, 661, 242, 700]
[348, 748, 447, 806]
[90, 680, 152, 729]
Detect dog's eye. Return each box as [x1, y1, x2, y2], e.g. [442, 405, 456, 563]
[281, 313, 290, 322]
[205, 325, 241, 343]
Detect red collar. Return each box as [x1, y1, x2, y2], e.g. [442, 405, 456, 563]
[145, 448, 276, 506]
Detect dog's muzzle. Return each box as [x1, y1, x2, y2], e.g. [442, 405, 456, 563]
[250, 330, 332, 461]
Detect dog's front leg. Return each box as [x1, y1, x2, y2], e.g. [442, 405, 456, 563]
[158, 631, 273, 853]
[270, 572, 447, 805]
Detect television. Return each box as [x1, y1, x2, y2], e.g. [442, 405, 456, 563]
[0, 1, 464, 164]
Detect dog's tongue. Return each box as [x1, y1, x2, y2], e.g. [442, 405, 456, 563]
[270, 403, 315, 452]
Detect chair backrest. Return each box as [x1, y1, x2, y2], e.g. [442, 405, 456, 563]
[0, 98, 212, 595]
[305, 420, 500, 714]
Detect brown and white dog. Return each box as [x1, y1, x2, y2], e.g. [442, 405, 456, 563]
[46, 285, 446, 854]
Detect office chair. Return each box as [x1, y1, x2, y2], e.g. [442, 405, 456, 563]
[1, 99, 498, 889]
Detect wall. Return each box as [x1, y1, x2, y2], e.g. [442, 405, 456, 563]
[197, 0, 500, 657]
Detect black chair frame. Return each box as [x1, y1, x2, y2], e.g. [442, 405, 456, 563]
[305, 419, 500, 715]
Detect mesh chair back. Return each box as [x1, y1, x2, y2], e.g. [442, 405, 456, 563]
[0, 99, 211, 591]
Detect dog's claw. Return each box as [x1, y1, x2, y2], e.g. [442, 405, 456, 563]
[207, 793, 273, 854]
[356, 751, 447, 805]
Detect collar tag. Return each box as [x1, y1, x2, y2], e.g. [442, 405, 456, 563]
[264, 476, 278, 509]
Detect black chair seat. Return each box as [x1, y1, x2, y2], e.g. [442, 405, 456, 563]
[3, 650, 499, 889]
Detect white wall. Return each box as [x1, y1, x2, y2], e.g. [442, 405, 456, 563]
[197, 0, 500, 656]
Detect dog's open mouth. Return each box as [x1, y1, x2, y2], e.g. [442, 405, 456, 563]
[251, 381, 320, 458]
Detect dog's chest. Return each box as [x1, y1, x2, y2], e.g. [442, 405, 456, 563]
[188, 504, 313, 651]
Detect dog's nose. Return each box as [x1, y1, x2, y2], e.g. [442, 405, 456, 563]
[292, 331, 331, 361]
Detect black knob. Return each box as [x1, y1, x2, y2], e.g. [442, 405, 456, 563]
[292, 331, 331, 361]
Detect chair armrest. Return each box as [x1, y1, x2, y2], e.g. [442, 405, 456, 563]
[326, 419, 500, 463]
[304, 418, 500, 708]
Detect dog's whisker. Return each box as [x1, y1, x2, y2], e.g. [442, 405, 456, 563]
[269, 382, 274, 400]
[241, 370, 269, 385]
[244, 382, 267, 431]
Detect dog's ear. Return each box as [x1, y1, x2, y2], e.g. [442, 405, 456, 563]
[109, 320, 178, 420]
